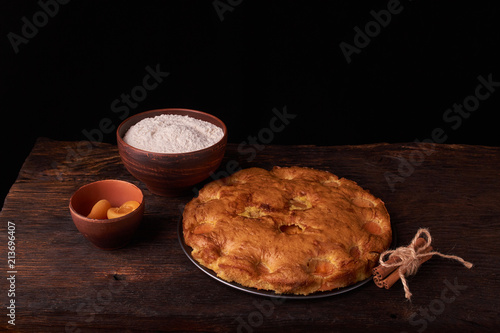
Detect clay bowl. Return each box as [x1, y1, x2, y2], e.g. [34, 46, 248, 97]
[69, 179, 145, 250]
[116, 108, 227, 196]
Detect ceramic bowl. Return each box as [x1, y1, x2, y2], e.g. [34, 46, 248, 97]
[116, 108, 227, 196]
[69, 179, 145, 250]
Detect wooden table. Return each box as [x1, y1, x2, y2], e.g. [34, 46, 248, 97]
[1, 137, 499, 332]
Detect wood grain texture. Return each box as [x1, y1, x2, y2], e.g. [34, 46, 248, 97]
[1, 137, 499, 332]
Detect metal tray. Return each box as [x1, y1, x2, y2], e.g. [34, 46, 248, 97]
[178, 219, 396, 299]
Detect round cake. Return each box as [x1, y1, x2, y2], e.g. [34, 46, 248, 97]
[182, 166, 392, 295]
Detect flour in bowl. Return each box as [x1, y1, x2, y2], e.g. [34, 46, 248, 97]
[123, 114, 224, 153]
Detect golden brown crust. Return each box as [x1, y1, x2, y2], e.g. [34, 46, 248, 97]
[182, 166, 392, 295]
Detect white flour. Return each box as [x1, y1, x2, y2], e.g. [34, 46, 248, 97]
[123, 114, 224, 153]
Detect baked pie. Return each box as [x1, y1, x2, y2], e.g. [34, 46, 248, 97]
[182, 166, 391, 295]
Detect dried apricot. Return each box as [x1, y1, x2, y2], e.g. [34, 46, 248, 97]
[87, 199, 112, 219]
[107, 201, 141, 219]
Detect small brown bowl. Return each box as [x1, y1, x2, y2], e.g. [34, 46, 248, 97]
[116, 108, 227, 196]
[69, 179, 145, 250]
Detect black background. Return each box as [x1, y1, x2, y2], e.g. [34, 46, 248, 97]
[1, 0, 499, 205]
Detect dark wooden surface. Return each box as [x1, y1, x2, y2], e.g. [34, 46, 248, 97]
[1, 137, 499, 332]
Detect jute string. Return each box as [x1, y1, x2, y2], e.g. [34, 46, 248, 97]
[379, 228, 473, 300]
